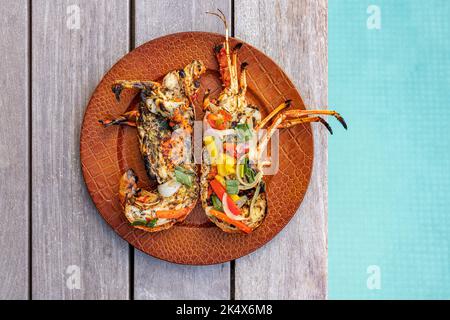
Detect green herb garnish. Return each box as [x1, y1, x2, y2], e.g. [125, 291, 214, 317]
[130, 220, 147, 226]
[236, 123, 252, 141]
[145, 218, 158, 228]
[131, 218, 158, 228]
[211, 194, 223, 212]
[225, 179, 239, 195]
[242, 157, 255, 183]
[159, 119, 170, 131]
[245, 167, 255, 183]
[174, 166, 194, 187]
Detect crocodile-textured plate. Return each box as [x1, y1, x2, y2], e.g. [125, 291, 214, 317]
[80, 32, 313, 265]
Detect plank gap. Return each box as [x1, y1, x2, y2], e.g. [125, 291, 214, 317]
[231, 0, 235, 37]
[129, 0, 136, 301]
[28, 0, 32, 301]
[129, 0, 135, 51]
[230, 260, 235, 300]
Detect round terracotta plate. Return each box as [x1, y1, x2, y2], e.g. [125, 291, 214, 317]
[80, 32, 313, 265]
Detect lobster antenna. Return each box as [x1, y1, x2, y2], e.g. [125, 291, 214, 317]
[206, 9, 229, 52]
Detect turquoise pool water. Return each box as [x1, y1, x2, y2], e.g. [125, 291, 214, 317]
[329, 0, 450, 299]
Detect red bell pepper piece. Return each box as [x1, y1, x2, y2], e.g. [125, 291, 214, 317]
[209, 209, 251, 234]
[210, 179, 241, 216]
[206, 110, 232, 130]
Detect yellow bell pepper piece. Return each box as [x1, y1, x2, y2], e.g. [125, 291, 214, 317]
[217, 153, 235, 176]
[204, 136, 218, 162]
[204, 136, 215, 145]
[224, 154, 235, 175]
[230, 194, 240, 202]
[217, 163, 227, 176]
[208, 144, 218, 158]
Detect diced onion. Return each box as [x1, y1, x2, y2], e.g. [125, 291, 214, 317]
[157, 180, 181, 198]
[222, 194, 246, 221]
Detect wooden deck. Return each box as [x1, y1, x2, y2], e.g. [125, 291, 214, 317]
[0, 0, 327, 300]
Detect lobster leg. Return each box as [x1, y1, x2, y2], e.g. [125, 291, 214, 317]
[256, 100, 292, 130]
[278, 116, 333, 134]
[230, 43, 243, 93]
[239, 62, 248, 96]
[257, 111, 286, 161]
[281, 109, 347, 129]
[232, 44, 242, 72]
[98, 110, 139, 128]
[257, 108, 346, 160]
[112, 80, 160, 101]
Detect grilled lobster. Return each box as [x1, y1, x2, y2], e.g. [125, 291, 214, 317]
[100, 60, 206, 232]
[200, 10, 347, 233]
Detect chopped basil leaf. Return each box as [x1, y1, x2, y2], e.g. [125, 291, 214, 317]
[158, 119, 170, 131]
[236, 123, 252, 141]
[243, 157, 255, 183]
[131, 218, 158, 228]
[131, 220, 147, 226]
[175, 166, 194, 187]
[146, 218, 158, 227]
[211, 194, 223, 212]
[226, 179, 239, 195]
[246, 167, 255, 183]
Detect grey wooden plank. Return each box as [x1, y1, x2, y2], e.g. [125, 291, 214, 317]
[32, 0, 130, 299]
[135, 258, 230, 300]
[135, 0, 231, 43]
[0, 0, 29, 300]
[134, 0, 231, 300]
[234, 0, 328, 299]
